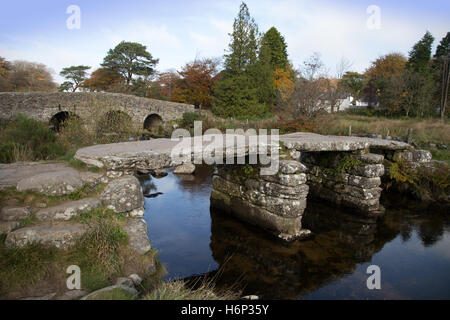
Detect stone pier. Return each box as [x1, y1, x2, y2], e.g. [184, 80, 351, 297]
[302, 151, 385, 217]
[210, 160, 311, 241]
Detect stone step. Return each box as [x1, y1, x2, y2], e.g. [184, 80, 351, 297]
[35, 198, 101, 221]
[16, 168, 83, 196]
[0, 206, 31, 221]
[5, 223, 86, 249]
[0, 221, 20, 235]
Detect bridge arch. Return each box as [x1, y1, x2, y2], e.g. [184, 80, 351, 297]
[143, 114, 163, 132]
[49, 111, 79, 132]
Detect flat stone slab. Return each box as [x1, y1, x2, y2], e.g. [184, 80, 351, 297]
[0, 162, 73, 190]
[280, 133, 412, 152]
[35, 198, 101, 221]
[16, 167, 83, 196]
[5, 223, 86, 248]
[74, 132, 412, 172]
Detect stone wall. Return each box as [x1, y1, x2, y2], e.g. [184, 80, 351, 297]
[0, 92, 195, 130]
[303, 151, 385, 217]
[210, 160, 311, 241]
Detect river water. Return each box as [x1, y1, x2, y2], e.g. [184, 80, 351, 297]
[138, 165, 450, 299]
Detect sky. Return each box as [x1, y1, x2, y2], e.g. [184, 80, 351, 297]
[0, 0, 448, 84]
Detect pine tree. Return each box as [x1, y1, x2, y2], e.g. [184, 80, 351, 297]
[213, 2, 270, 118]
[407, 31, 434, 74]
[260, 27, 289, 70]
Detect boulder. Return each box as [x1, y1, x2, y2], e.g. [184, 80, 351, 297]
[5, 223, 86, 248]
[81, 285, 138, 300]
[123, 219, 151, 255]
[0, 206, 31, 221]
[0, 221, 20, 234]
[128, 274, 143, 286]
[35, 198, 101, 221]
[16, 168, 83, 196]
[174, 164, 196, 175]
[100, 176, 144, 213]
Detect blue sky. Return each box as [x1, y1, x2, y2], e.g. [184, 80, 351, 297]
[1, 0, 448, 83]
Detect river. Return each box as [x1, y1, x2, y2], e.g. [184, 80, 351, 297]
[138, 165, 450, 299]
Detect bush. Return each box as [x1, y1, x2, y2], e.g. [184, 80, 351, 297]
[180, 112, 203, 129]
[0, 115, 66, 163]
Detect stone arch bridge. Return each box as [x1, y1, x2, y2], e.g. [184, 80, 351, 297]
[0, 92, 196, 131]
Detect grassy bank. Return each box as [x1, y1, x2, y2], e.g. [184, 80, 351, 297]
[313, 113, 450, 163]
[0, 206, 161, 299]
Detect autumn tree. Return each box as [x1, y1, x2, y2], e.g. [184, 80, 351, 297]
[0, 57, 12, 91]
[148, 71, 181, 101]
[364, 53, 407, 107]
[83, 68, 124, 92]
[172, 58, 219, 109]
[9, 61, 57, 92]
[58, 65, 91, 92]
[101, 41, 159, 85]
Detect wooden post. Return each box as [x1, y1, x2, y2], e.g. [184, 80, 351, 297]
[348, 125, 352, 136]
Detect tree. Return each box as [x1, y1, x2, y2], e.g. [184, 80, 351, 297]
[403, 31, 436, 117]
[407, 31, 434, 74]
[340, 72, 366, 102]
[0, 57, 12, 91]
[83, 68, 124, 92]
[9, 61, 57, 92]
[172, 58, 219, 109]
[149, 71, 180, 101]
[58, 65, 91, 92]
[213, 2, 269, 118]
[433, 32, 450, 119]
[260, 27, 289, 70]
[364, 53, 407, 107]
[273, 67, 295, 103]
[290, 53, 329, 118]
[101, 41, 159, 85]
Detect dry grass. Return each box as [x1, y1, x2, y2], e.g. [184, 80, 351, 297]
[143, 279, 240, 300]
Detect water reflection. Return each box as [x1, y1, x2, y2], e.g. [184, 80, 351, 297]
[139, 165, 450, 299]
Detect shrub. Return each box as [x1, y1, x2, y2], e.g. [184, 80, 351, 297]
[180, 112, 203, 129]
[0, 115, 66, 163]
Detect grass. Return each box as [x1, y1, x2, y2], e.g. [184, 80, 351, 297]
[143, 279, 240, 300]
[0, 183, 106, 209]
[295, 113, 450, 163]
[0, 206, 161, 299]
[86, 288, 135, 300]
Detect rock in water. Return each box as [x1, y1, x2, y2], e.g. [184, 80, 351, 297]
[174, 164, 196, 175]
